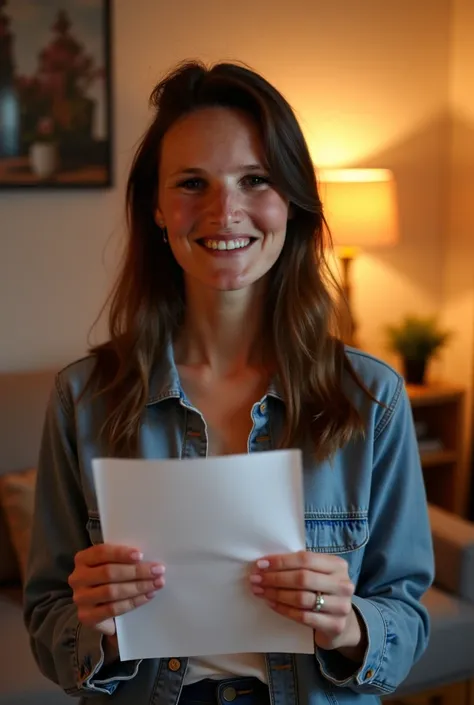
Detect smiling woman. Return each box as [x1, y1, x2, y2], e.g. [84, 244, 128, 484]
[24, 60, 434, 705]
[92, 60, 361, 458]
[156, 107, 289, 292]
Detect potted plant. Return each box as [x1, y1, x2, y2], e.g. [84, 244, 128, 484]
[385, 315, 451, 385]
[29, 116, 59, 180]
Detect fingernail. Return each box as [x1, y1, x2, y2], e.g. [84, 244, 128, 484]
[267, 601, 277, 608]
[257, 559, 270, 570]
[153, 578, 164, 588]
[249, 574, 262, 584]
[145, 592, 156, 599]
[151, 565, 165, 576]
[251, 586, 265, 595]
[131, 551, 143, 561]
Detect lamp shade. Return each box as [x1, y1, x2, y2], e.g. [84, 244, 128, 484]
[318, 168, 399, 249]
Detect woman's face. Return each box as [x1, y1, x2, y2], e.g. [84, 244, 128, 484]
[156, 107, 290, 292]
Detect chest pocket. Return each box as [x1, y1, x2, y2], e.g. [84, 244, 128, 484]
[86, 511, 103, 546]
[305, 511, 369, 582]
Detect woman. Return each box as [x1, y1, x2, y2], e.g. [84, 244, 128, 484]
[24, 60, 434, 705]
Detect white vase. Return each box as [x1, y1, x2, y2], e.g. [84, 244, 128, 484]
[29, 142, 58, 180]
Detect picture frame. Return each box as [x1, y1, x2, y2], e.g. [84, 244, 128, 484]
[0, 0, 112, 189]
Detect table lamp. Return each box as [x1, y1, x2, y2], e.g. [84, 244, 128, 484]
[318, 168, 399, 347]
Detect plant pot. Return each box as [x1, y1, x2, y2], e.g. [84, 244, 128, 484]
[29, 141, 58, 180]
[403, 357, 427, 385]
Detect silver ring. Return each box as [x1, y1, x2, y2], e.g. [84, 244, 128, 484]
[313, 591, 325, 612]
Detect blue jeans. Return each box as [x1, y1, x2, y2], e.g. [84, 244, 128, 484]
[178, 677, 271, 705]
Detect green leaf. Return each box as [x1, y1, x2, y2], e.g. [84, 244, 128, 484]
[385, 316, 451, 361]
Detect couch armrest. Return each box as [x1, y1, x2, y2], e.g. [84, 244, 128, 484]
[428, 504, 474, 603]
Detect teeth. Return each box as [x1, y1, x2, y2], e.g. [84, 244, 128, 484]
[203, 238, 251, 251]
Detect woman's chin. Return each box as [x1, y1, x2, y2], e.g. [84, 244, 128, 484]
[185, 265, 266, 294]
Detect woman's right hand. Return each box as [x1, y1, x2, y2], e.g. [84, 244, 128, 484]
[68, 544, 165, 637]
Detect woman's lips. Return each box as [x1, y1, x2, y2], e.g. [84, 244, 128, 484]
[197, 236, 256, 253]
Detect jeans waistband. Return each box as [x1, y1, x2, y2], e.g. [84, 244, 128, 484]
[179, 677, 270, 705]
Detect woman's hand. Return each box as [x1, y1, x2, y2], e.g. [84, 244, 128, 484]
[250, 551, 365, 657]
[68, 545, 165, 638]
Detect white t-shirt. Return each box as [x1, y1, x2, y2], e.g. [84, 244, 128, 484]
[184, 654, 267, 685]
[179, 366, 270, 686]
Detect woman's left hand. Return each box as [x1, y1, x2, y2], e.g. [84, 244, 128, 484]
[250, 551, 364, 655]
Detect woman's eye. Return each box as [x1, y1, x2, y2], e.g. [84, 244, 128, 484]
[242, 175, 270, 188]
[177, 178, 205, 191]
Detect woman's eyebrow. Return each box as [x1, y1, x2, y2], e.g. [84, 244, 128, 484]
[169, 163, 266, 178]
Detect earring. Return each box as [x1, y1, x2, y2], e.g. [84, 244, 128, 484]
[157, 219, 168, 243]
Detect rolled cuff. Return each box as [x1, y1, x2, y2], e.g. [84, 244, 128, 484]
[316, 596, 392, 694]
[75, 624, 141, 695]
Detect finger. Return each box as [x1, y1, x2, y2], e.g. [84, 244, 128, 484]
[96, 619, 116, 637]
[74, 576, 165, 606]
[253, 587, 353, 616]
[70, 561, 165, 589]
[77, 593, 154, 625]
[76, 545, 146, 568]
[251, 569, 353, 595]
[255, 551, 349, 575]
[269, 602, 348, 635]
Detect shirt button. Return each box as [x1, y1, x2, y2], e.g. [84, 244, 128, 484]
[260, 403, 266, 413]
[223, 686, 237, 701]
[365, 669, 374, 680]
[168, 658, 181, 672]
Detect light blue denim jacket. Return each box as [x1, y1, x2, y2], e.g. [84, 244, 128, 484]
[24, 345, 434, 705]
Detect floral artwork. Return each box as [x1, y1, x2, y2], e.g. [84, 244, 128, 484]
[0, 0, 111, 188]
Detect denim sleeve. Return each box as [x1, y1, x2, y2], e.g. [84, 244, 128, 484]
[316, 378, 434, 695]
[23, 375, 141, 697]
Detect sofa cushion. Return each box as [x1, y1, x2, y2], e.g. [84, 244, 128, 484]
[0, 369, 56, 474]
[395, 586, 474, 694]
[429, 504, 474, 603]
[0, 588, 70, 704]
[0, 468, 37, 580]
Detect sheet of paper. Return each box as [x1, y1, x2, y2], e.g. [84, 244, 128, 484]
[92, 450, 314, 660]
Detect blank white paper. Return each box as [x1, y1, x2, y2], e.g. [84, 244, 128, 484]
[92, 450, 314, 661]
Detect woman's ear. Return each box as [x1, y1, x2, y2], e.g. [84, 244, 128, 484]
[154, 209, 165, 228]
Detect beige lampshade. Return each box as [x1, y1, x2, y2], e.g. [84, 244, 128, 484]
[318, 168, 399, 249]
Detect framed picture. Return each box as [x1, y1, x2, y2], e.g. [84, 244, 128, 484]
[0, 0, 112, 189]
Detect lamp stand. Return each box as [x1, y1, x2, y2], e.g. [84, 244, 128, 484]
[338, 250, 358, 348]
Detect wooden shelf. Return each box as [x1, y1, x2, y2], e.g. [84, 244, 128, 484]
[419, 449, 458, 468]
[406, 383, 464, 407]
[406, 383, 467, 516]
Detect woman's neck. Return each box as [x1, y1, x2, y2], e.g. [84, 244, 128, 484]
[174, 278, 269, 376]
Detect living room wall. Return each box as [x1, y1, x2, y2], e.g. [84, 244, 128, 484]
[0, 0, 452, 371]
[442, 0, 474, 471]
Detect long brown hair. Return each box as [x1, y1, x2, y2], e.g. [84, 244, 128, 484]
[89, 60, 366, 458]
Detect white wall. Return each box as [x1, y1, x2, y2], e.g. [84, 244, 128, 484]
[0, 0, 452, 370]
[442, 0, 474, 462]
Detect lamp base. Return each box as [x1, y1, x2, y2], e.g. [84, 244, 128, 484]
[338, 253, 358, 348]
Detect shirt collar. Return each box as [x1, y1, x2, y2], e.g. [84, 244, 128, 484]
[146, 338, 284, 405]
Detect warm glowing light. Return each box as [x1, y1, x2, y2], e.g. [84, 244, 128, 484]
[318, 168, 399, 249]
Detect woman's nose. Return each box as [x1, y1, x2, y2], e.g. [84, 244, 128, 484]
[206, 186, 243, 227]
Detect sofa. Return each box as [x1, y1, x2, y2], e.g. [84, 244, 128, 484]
[1, 368, 474, 705]
[0, 369, 70, 705]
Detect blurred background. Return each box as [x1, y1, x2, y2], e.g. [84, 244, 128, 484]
[2, 0, 472, 513]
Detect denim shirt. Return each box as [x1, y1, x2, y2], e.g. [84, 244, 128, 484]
[24, 345, 434, 705]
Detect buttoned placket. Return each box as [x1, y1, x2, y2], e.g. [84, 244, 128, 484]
[173, 394, 298, 705]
